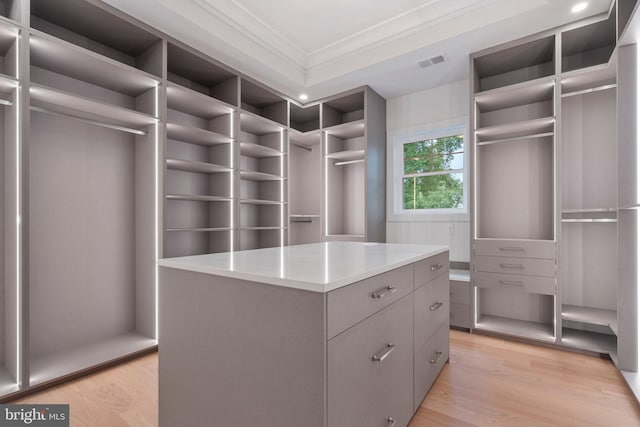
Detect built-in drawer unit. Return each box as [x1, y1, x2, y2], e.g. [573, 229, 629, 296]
[328, 295, 414, 427]
[414, 274, 450, 351]
[414, 251, 449, 288]
[450, 280, 470, 305]
[450, 303, 470, 329]
[474, 255, 556, 277]
[474, 239, 556, 259]
[475, 271, 556, 295]
[327, 264, 414, 338]
[414, 320, 449, 410]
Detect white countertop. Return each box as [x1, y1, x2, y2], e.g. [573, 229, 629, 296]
[158, 242, 448, 292]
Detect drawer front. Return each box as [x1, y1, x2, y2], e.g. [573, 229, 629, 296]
[414, 251, 449, 289]
[414, 320, 449, 411]
[475, 239, 556, 259]
[414, 274, 449, 351]
[449, 280, 470, 305]
[450, 303, 470, 328]
[474, 255, 555, 278]
[328, 296, 413, 427]
[474, 271, 556, 295]
[327, 264, 414, 339]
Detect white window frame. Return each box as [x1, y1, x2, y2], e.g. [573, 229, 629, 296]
[388, 118, 469, 222]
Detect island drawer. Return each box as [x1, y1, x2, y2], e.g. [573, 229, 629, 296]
[474, 255, 555, 278]
[414, 320, 449, 411]
[327, 264, 414, 339]
[414, 251, 449, 288]
[414, 274, 449, 351]
[474, 271, 556, 295]
[474, 239, 556, 259]
[328, 295, 413, 427]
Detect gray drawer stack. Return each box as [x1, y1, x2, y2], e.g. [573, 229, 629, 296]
[449, 270, 471, 329]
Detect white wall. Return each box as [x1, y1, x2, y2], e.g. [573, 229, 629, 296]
[386, 79, 471, 262]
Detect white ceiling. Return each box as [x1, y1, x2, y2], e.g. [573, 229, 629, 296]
[103, 0, 613, 101]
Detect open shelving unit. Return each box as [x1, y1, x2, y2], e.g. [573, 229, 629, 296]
[27, 0, 162, 387]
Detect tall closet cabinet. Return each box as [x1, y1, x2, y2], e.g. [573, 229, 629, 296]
[471, 1, 628, 363]
[0, 0, 386, 400]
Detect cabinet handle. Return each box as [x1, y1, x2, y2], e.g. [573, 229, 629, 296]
[372, 343, 395, 362]
[499, 263, 524, 270]
[387, 417, 397, 427]
[429, 302, 443, 311]
[430, 351, 443, 364]
[372, 286, 397, 299]
[499, 246, 525, 252]
[499, 280, 524, 286]
[430, 263, 443, 271]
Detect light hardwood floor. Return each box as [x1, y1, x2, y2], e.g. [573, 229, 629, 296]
[12, 330, 640, 426]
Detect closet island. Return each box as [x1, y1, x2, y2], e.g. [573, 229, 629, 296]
[158, 242, 449, 427]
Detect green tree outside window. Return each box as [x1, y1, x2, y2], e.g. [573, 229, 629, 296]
[403, 135, 464, 210]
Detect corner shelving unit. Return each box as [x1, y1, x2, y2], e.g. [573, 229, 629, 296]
[27, 0, 162, 387]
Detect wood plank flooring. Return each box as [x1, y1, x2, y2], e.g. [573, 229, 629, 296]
[12, 330, 640, 426]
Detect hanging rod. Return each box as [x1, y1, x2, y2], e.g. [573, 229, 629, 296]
[30, 105, 148, 136]
[290, 142, 313, 152]
[334, 159, 365, 166]
[291, 218, 313, 223]
[0, 97, 12, 107]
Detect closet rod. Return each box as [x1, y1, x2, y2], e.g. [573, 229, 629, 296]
[30, 106, 148, 136]
[290, 219, 313, 223]
[334, 159, 364, 166]
[290, 142, 313, 152]
[0, 98, 12, 107]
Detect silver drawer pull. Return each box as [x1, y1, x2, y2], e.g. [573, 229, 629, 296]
[430, 351, 443, 364]
[499, 263, 524, 270]
[387, 417, 397, 427]
[372, 343, 395, 362]
[429, 302, 443, 311]
[430, 263, 443, 271]
[500, 280, 524, 286]
[372, 286, 397, 299]
[499, 246, 525, 252]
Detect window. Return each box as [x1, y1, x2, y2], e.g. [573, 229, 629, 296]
[402, 134, 464, 210]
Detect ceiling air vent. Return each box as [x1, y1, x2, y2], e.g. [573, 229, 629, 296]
[418, 55, 446, 68]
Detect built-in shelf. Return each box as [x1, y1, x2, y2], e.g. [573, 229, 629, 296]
[167, 82, 235, 119]
[475, 315, 555, 343]
[324, 119, 365, 139]
[326, 149, 365, 161]
[240, 142, 284, 158]
[166, 194, 232, 202]
[290, 214, 321, 218]
[30, 83, 158, 134]
[240, 110, 284, 136]
[240, 170, 284, 181]
[475, 116, 555, 143]
[30, 31, 159, 96]
[475, 76, 555, 112]
[167, 122, 232, 146]
[0, 72, 17, 97]
[561, 208, 618, 223]
[290, 129, 321, 147]
[30, 333, 156, 387]
[561, 57, 617, 96]
[166, 227, 232, 233]
[562, 304, 617, 334]
[476, 132, 554, 147]
[562, 218, 617, 223]
[562, 208, 617, 213]
[166, 159, 232, 174]
[240, 226, 286, 231]
[562, 328, 617, 354]
[240, 199, 285, 205]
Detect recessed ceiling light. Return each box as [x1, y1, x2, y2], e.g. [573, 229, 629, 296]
[572, 2, 588, 13]
[299, 94, 308, 101]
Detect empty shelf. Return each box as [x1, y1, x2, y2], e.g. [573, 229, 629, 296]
[290, 129, 321, 147]
[166, 159, 232, 174]
[562, 328, 616, 355]
[475, 117, 555, 143]
[240, 142, 284, 158]
[290, 214, 321, 218]
[166, 194, 232, 202]
[240, 199, 285, 205]
[324, 119, 365, 139]
[0, 72, 17, 97]
[166, 227, 232, 232]
[240, 110, 284, 136]
[475, 76, 555, 112]
[561, 54, 617, 96]
[167, 123, 232, 146]
[562, 305, 617, 334]
[475, 315, 555, 343]
[240, 227, 285, 231]
[561, 218, 617, 223]
[326, 149, 365, 161]
[30, 84, 158, 133]
[240, 170, 284, 181]
[562, 208, 617, 214]
[30, 31, 159, 96]
[167, 82, 235, 119]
